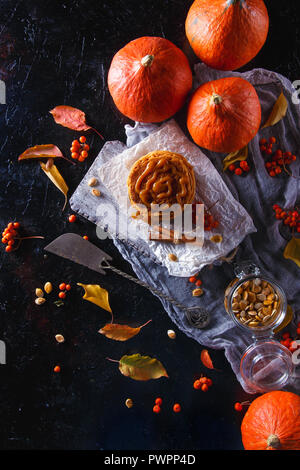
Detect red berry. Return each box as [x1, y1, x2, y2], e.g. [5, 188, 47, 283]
[201, 384, 209, 392]
[71, 152, 79, 160]
[68, 215, 76, 223]
[155, 397, 162, 406]
[59, 283, 66, 291]
[195, 279, 202, 287]
[83, 235, 89, 240]
[259, 138, 267, 145]
[81, 150, 88, 159]
[58, 292, 66, 299]
[266, 148, 272, 155]
[173, 403, 181, 413]
[260, 145, 266, 152]
[234, 168, 242, 176]
[53, 365, 61, 373]
[234, 402, 243, 412]
[269, 171, 276, 177]
[189, 276, 197, 283]
[269, 137, 276, 144]
[5, 245, 13, 252]
[282, 332, 290, 339]
[79, 136, 86, 143]
[153, 405, 161, 414]
[193, 380, 202, 390]
[228, 164, 236, 172]
[65, 284, 71, 291]
[13, 222, 20, 229]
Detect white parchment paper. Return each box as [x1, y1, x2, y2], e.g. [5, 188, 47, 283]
[97, 120, 256, 276]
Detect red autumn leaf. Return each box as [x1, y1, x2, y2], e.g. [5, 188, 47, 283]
[50, 105, 104, 139]
[18, 144, 64, 161]
[200, 349, 215, 370]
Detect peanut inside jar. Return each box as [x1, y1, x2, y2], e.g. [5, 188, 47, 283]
[230, 278, 281, 328]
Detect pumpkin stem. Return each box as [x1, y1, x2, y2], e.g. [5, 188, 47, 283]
[211, 93, 222, 105]
[141, 54, 154, 67]
[267, 434, 281, 449]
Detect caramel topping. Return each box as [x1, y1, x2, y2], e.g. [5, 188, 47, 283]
[128, 151, 195, 209]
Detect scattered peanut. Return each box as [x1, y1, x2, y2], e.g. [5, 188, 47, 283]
[125, 398, 133, 409]
[44, 282, 53, 294]
[55, 334, 65, 343]
[35, 288, 44, 298]
[167, 329, 176, 339]
[35, 297, 46, 305]
[88, 177, 98, 187]
[92, 189, 101, 197]
[193, 288, 203, 297]
[230, 278, 280, 328]
[168, 253, 178, 262]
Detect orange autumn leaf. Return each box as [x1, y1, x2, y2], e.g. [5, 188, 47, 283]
[201, 349, 215, 370]
[50, 105, 104, 139]
[99, 320, 151, 342]
[19, 144, 64, 161]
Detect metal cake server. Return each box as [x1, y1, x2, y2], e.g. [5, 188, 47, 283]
[44, 233, 210, 328]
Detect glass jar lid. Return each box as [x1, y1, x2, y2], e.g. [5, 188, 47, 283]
[240, 340, 294, 393]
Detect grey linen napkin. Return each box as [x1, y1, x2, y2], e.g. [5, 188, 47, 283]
[72, 65, 300, 392]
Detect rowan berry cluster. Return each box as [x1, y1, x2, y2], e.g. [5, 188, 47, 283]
[1, 221, 20, 252]
[189, 274, 202, 287]
[228, 160, 250, 175]
[260, 137, 297, 177]
[70, 136, 90, 162]
[58, 282, 71, 300]
[193, 376, 213, 392]
[280, 326, 300, 353]
[273, 204, 300, 233]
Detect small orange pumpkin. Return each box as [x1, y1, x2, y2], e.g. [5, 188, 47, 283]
[186, 76, 261, 153]
[108, 36, 193, 123]
[185, 0, 269, 71]
[241, 391, 300, 450]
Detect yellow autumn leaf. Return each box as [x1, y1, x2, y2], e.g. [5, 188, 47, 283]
[40, 162, 68, 211]
[223, 146, 248, 172]
[77, 283, 112, 313]
[262, 91, 288, 129]
[99, 320, 151, 342]
[283, 237, 300, 268]
[118, 354, 168, 381]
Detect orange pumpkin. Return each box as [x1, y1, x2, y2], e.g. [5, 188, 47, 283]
[108, 36, 193, 123]
[186, 77, 261, 153]
[185, 0, 269, 71]
[241, 391, 300, 450]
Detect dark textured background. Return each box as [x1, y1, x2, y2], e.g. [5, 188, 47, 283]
[0, 0, 299, 451]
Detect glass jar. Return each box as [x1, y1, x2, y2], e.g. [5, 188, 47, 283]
[224, 262, 294, 393]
